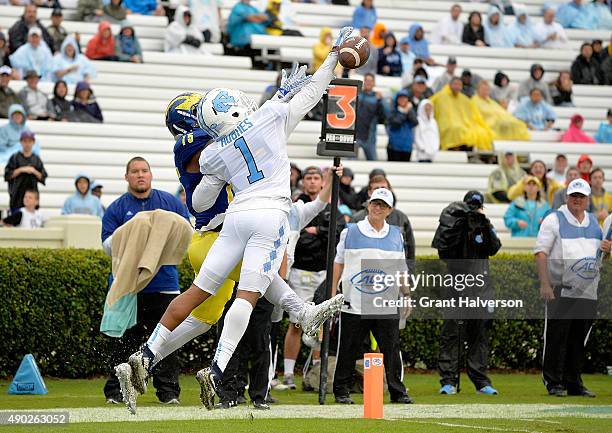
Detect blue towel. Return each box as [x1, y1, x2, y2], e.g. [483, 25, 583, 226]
[100, 293, 137, 338]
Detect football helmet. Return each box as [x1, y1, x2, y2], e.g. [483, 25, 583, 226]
[165, 92, 204, 137]
[196, 88, 258, 139]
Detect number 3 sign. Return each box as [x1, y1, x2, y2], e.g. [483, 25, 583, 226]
[317, 78, 361, 158]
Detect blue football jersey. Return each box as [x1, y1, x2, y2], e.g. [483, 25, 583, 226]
[173, 128, 231, 230]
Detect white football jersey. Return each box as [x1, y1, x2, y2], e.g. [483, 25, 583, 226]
[200, 101, 292, 213]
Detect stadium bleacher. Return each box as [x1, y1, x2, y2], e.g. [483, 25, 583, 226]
[0, 0, 610, 252]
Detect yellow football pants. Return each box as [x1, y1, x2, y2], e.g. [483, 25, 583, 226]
[188, 230, 242, 325]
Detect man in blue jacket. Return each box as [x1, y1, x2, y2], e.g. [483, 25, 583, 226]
[102, 156, 188, 405]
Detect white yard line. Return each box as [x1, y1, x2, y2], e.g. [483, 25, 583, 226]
[1, 404, 610, 424]
[409, 420, 544, 433]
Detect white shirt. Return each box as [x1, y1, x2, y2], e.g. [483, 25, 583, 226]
[603, 214, 612, 239]
[192, 53, 339, 214]
[534, 205, 590, 259]
[17, 208, 44, 229]
[431, 16, 463, 45]
[534, 21, 570, 50]
[334, 218, 390, 264]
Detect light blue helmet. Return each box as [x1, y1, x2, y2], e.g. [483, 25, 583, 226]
[196, 88, 258, 138]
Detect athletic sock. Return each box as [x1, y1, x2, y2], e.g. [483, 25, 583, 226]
[214, 298, 253, 372]
[146, 323, 171, 357]
[154, 316, 211, 367]
[284, 358, 296, 377]
[264, 276, 305, 319]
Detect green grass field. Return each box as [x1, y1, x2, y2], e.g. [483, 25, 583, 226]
[1, 373, 611, 432]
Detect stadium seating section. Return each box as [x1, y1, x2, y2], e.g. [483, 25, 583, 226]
[0, 0, 610, 251]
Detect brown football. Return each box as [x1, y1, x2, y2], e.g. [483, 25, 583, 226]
[338, 35, 370, 69]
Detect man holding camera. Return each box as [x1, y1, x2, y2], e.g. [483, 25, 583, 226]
[432, 191, 501, 395]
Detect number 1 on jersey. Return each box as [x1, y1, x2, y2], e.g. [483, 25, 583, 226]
[234, 137, 264, 184]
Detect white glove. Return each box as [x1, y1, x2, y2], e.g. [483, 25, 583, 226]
[333, 26, 354, 48]
[273, 62, 312, 102]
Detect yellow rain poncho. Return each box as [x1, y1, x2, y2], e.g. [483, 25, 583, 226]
[472, 94, 530, 141]
[430, 85, 494, 151]
[312, 27, 332, 71]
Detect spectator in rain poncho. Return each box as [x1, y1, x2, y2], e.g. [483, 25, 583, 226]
[472, 80, 530, 142]
[560, 114, 596, 143]
[86, 21, 118, 61]
[9, 27, 53, 81]
[518, 63, 553, 104]
[370, 22, 387, 50]
[413, 99, 439, 162]
[352, 0, 377, 31]
[594, 109, 612, 143]
[312, 27, 332, 71]
[534, 6, 570, 49]
[0, 104, 40, 164]
[62, 173, 105, 217]
[52, 37, 97, 84]
[165, 6, 208, 55]
[487, 152, 526, 203]
[508, 5, 541, 48]
[513, 88, 557, 131]
[406, 23, 434, 65]
[114, 21, 143, 63]
[557, 0, 612, 29]
[123, 0, 165, 16]
[483, 4, 512, 48]
[430, 77, 494, 151]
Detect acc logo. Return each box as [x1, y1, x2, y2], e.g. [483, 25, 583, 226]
[570, 257, 599, 280]
[212, 91, 235, 114]
[350, 268, 389, 294]
[372, 357, 383, 367]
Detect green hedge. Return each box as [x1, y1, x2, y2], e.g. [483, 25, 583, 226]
[0, 249, 610, 378]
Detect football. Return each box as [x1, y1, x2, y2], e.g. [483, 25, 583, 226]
[338, 35, 370, 69]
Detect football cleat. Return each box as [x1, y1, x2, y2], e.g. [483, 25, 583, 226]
[115, 363, 137, 414]
[297, 294, 344, 337]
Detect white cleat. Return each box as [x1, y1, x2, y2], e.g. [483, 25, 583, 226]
[128, 350, 152, 395]
[115, 363, 138, 415]
[298, 294, 344, 337]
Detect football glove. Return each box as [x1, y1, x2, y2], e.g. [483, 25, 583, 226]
[273, 62, 312, 102]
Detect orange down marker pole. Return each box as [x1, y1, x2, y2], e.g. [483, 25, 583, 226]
[363, 353, 384, 419]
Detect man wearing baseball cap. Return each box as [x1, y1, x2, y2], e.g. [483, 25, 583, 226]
[331, 187, 414, 405]
[8, 4, 55, 54]
[0, 66, 21, 118]
[535, 178, 611, 397]
[8, 25, 53, 81]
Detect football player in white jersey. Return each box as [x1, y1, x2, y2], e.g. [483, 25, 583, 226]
[126, 26, 354, 411]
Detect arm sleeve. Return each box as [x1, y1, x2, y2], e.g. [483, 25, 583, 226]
[297, 197, 326, 230]
[192, 174, 226, 213]
[334, 227, 348, 264]
[4, 154, 16, 182]
[61, 198, 71, 215]
[285, 52, 339, 135]
[534, 213, 557, 255]
[101, 204, 121, 243]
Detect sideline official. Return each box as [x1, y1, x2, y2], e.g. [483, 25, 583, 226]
[102, 157, 189, 405]
[331, 188, 413, 405]
[535, 179, 610, 397]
